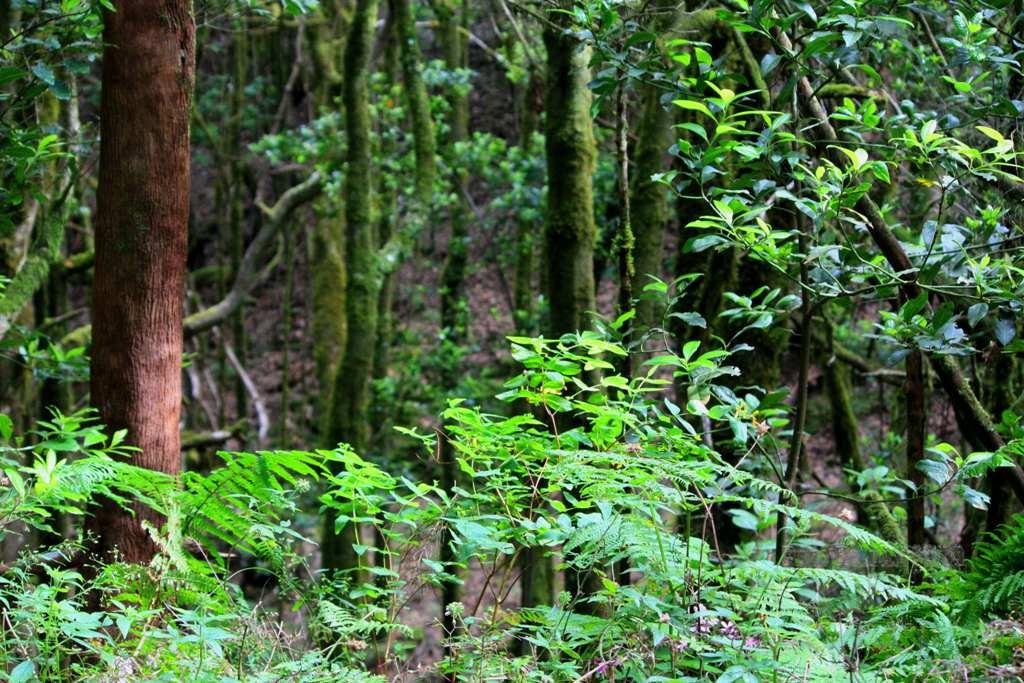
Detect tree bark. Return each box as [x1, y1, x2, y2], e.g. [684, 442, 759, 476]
[436, 0, 469, 658]
[389, 0, 435, 203]
[88, 0, 195, 563]
[321, 0, 379, 575]
[541, 2, 599, 612]
[905, 350, 926, 551]
[543, 10, 597, 337]
[630, 1, 680, 334]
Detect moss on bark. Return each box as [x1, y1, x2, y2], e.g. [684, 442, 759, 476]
[543, 10, 597, 337]
[309, 0, 349, 440]
[436, 0, 470, 648]
[630, 1, 681, 333]
[322, 0, 380, 577]
[390, 0, 436, 204]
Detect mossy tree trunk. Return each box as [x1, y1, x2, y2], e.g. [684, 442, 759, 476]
[370, 7, 400, 444]
[308, 0, 349, 443]
[543, 9, 597, 338]
[322, 0, 379, 577]
[436, 0, 469, 651]
[535, 1, 599, 612]
[630, 1, 681, 335]
[389, 0, 436, 204]
[819, 319, 903, 545]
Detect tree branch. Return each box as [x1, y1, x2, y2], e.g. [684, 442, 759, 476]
[61, 172, 322, 347]
[185, 171, 322, 335]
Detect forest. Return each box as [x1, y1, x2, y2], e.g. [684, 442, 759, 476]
[1, 0, 1024, 680]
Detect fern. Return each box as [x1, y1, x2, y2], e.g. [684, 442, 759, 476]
[177, 448, 341, 560]
[951, 513, 1024, 620]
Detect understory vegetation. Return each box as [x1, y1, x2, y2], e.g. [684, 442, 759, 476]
[2, 0, 1024, 681]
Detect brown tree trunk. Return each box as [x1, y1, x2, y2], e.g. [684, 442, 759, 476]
[88, 0, 195, 564]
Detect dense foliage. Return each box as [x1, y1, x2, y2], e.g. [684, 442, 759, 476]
[2, 0, 1024, 680]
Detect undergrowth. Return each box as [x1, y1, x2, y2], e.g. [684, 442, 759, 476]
[0, 332, 1022, 681]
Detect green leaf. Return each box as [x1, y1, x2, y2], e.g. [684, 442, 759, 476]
[31, 62, 55, 86]
[900, 293, 929, 321]
[671, 311, 707, 328]
[37, 438, 77, 452]
[917, 458, 951, 484]
[664, 398, 681, 417]
[834, 146, 869, 171]
[10, 660, 35, 683]
[643, 278, 668, 293]
[676, 121, 708, 142]
[687, 235, 729, 253]
[602, 375, 628, 389]
[727, 508, 760, 531]
[0, 414, 11, 441]
[995, 318, 1016, 346]
[976, 125, 1004, 142]
[610, 309, 635, 330]
[0, 66, 27, 85]
[967, 303, 988, 328]
[672, 99, 713, 119]
[686, 399, 708, 416]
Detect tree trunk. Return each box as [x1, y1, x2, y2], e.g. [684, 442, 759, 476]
[543, 10, 597, 337]
[436, 0, 469, 656]
[229, 7, 249, 421]
[321, 0, 379, 576]
[540, 2, 598, 611]
[389, 0, 436, 204]
[905, 349, 926, 551]
[630, 1, 680, 334]
[512, 65, 542, 334]
[309, 2, 349, 444]
[88, 0, 194, 563]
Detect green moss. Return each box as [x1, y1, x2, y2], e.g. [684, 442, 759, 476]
[311, 213, 346, 421]
[391, 0, 436, 204]
[630, 81, 672, 332]
[543, 10, 597, 336]
[0, 204, 68, 340]
[321, 0, 381, 577]
[823, 344, 866, 475]
[861, 490, 906, 549]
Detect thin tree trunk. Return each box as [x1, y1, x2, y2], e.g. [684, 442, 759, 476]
[436, 0, 469, 660]
[389, 0, 435, 204]
[774, 231, 811, 564]
[88, 0, 194, 563]
[512, 65, 542, 334]
[905, 349, 926, 551]
[230, 4, 249, 420]
[614, 82, 633, 359]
